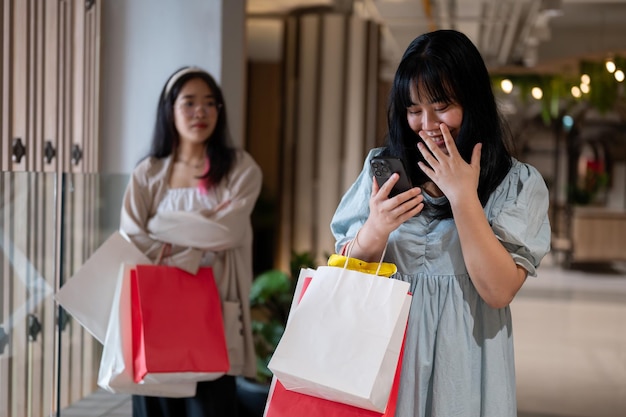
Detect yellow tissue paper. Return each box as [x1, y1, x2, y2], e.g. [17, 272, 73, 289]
[327, 254, 397, 278]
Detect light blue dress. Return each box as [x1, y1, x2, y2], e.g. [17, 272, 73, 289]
[330, 149, 551, 417]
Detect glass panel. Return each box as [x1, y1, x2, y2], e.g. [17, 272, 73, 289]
[0, 172, 57, 417]
[57, 173, 130, 416]
[0, 172, 131, 417]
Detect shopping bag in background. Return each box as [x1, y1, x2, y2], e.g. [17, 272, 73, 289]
[55, 232, 150, 343]
[131, 265, 230, 384]
[264, 268, 408, 417]
[268, 265, 411, 412]
[97, 264, 197, 397]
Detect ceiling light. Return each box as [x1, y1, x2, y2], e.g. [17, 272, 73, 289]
[606, 60, 616, 73]
[571, 86, 582, 98]
[580, 83, 590, 94]
[615, 70, 625, 82]
[500, 79, 513, 94]
[531, 87, 543, 100]
[580, 74, 590, 85]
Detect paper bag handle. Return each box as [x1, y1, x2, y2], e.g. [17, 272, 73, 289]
[155, 243, 172, 265]
[344, 229, 389, 276]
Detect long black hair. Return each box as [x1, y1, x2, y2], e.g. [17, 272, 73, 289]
[149, 66, 236, 186]
[385, 30, 512, 218]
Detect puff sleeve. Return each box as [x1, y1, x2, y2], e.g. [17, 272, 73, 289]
[487, 161, 551, 277]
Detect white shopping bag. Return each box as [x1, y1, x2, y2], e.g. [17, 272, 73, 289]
[268, 265, 411, 412]
[97, 264, 197, 397]
[55, 231, 151, 344]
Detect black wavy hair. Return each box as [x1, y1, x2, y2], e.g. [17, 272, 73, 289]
[149, 66, 236, 186]
[385, 30, 512, 218]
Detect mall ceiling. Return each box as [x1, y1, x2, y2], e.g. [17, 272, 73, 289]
[247, 0, 626, 77]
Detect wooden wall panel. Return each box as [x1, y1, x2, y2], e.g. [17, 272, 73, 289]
[278, 17, 297, 271]
[71, 0, 85, 173]
[365, 22, 380, 151]
[43, 0, 60, 173]
[292, 14, 320, 254]
[29, 0, 43, 172]
[246, 61, 283, 272]
[315, 14, 347, 259]
[246, 63, 283, 198]
[59, 0, 71, 172]
[1, 0, 101, 415]
[66, 0, 101, 174]
[92, 1, 101, 173]
[85, 3, 101, 173]
[85, 11, 93, 172]
[341, 17, 367, 195]
[10, 0, 28, 172]
[1, 0, 9, 170]
[280, 13, 380, 265]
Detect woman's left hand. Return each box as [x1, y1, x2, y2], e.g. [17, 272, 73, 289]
[417, 123, 482, 206]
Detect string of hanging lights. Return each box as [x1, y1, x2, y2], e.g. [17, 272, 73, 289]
[491, 55, 626, 122]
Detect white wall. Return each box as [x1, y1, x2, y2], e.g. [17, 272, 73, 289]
[100, 0, 246, 174]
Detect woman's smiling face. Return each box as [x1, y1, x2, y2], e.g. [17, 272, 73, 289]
[406, 82, 463, 155]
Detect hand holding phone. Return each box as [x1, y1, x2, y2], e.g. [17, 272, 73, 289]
[370, 157, 413, 197]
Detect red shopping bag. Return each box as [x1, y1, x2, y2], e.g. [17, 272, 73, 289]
[265, 334, 405, 417]
[131, 265, 229, 383]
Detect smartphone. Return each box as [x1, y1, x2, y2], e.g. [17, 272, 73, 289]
[370, 156, 413, 197]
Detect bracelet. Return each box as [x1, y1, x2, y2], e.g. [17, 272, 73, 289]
[346, 228, 363, 257]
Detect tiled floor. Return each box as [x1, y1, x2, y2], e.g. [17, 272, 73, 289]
[62, 255, 626, 417]
[60, 389, 131, 417]
[513, 257, 626, 417]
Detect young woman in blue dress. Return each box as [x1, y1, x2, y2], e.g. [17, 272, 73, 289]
[331, 30, 551, 417]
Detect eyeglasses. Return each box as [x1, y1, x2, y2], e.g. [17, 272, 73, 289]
[175, 100, 222, 117]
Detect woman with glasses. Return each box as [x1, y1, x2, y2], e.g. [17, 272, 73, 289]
[331, 30, 551, 417]
[120, 66, 262, 417]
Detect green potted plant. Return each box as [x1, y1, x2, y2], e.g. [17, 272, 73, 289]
[236, 251, 316, 417]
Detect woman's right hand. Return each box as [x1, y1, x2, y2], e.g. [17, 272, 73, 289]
[348, 174, 423, 262]
[368, 173, 424, 234]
